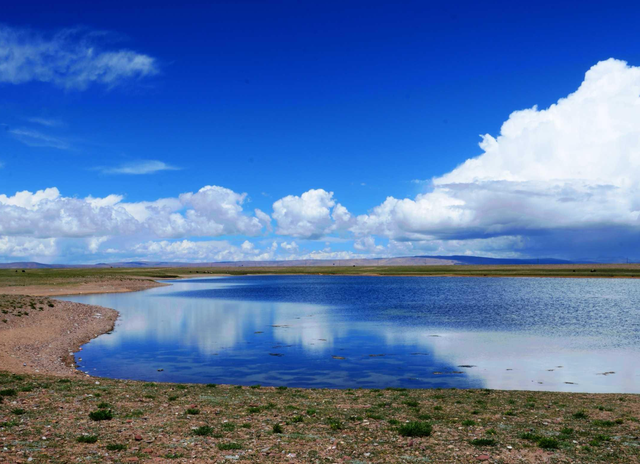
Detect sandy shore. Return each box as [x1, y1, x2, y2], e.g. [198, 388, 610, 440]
[0, 295, 119, 376]
[0, 277, 166, 297]
[0, 278, 167, 377]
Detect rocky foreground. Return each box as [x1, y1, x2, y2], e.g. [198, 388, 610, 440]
[0, 372, 639, 463]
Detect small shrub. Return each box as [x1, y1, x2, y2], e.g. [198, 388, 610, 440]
[398, 421, 432, 437]
[106, 443, 127, 451]
[592, 419, 619, 427]
[291, 415, 304, 423]
[462, 419, 476, 426]
[222, 422, 236, 431]
[206, 384, 217, 388]
[327, 418, 343, 431]
[0, 389, 17, 397]
[589, 434, 610, 446]
[537, 437, 559, 450]
[89, 409, 113, 421]
[217, 442, 242, 450]
[572, 410, 588, 419]
[470, 438, 496, 446]
[272, 423, 284, 433]
[520, 432, 542, 441]
[186, 408, 200, 415]
[559, 427, 574, 436]
[193, 425, 214, 436]
[77, 435, 98, 444]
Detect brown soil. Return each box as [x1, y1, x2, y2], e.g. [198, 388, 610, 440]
[0, 277, 165, 297]
[0, 295, 118, 376]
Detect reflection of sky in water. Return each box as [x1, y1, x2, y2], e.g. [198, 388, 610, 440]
[60, 276, 640, 392]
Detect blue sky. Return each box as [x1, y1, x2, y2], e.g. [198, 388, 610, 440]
[2, 0, 640, 263]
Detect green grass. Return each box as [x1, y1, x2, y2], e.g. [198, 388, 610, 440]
[4, 264, 640, 293]
[89, 409, 113, 421]
[327, 418, 343, 431]
[470, 438, 496, 446]
[217, 442, 242, 450]
[272, 423, 284, 433]
[185, 408, 200, 415]
[537, 437, 560, 450]
[193, 425, 214, 436]
[398, 421, 432, 437]
[572, 410, 588, 419]
[77, 435, 99, 444]
[105, 444, 127, 451]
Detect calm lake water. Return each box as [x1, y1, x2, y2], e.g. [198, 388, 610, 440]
[60, 275, 640, 392]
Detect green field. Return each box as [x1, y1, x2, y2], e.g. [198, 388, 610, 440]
[2, 263, 640, 289]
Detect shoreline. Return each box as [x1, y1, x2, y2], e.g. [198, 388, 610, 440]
[0, 278, 166, 377]
[1, 275, 640, 462]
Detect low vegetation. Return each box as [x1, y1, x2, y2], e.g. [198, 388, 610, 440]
[0, 371, 638, 462]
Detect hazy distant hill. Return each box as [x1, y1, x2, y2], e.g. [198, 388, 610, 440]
[417, 255, 575, 265]
[0, 255, 585, 269]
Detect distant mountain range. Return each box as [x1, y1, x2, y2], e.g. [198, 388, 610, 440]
[0, 255, 588, 269]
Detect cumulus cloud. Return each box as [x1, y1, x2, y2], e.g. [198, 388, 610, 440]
[100, 160, 180, 175]
[6, 59, 640, 263]
[272, 189, 353, 239]
[0, 236, 58, 259]
[0, 185, 269, 240]
[0, 25, 158, 90]
[352, 59, 640, 258]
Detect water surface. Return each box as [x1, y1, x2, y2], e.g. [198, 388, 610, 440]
[60, 275, 640, 392]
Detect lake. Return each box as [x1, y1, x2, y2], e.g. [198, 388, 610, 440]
[60, 275, 640, 392]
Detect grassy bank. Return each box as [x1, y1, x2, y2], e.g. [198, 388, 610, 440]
[3, 262, 640, 291]
[1, 372, 638, 463]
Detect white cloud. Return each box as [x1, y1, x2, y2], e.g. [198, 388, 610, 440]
[0, 25, 158, 90]
[6, 59, 640, 263]
[352, 59, 640, 258]
[280, 241, 299, 253]
[25, 117, 63, 127]
[272, 189, 352, 239]
[101, 160, 180, 175]
[9, 128, 69, 149]
[0, 185, 269, 240]
[0, 236, 57, 259]
[354, 236, 384, 253]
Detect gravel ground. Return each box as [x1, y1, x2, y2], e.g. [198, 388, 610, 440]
[0, 295, 117, 376]
[0, 373, 639, 463]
